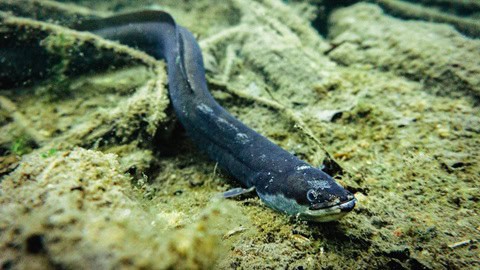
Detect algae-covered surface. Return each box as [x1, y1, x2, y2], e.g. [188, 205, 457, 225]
[1, 0, 479, 269]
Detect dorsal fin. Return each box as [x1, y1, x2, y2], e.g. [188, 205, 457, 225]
[73, 9, 175, 31]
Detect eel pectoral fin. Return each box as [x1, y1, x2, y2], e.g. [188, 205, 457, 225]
[222, 186, 256, 198]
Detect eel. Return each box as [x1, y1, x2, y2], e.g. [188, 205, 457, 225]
[74, 10, 356, 222]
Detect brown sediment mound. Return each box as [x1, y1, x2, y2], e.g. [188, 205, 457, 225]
[0, 148, 238, 269]
[328, 3, 480, 101]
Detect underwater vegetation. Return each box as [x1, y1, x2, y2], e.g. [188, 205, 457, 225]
[0, 0, 479, 269]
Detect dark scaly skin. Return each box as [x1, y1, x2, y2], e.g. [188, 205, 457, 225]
[79, 10, 357, 221]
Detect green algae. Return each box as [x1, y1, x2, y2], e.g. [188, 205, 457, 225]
[9, 136, 32, 156]
[1, 0, 479, 269]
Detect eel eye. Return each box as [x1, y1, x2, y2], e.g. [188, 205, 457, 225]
[306, 189, 317, 202]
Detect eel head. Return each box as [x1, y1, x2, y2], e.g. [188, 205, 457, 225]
[255, 166, 356, 222]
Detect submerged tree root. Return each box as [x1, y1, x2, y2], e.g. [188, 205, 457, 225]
[0, 95, 47, 145]
[0, 11, 169, 154]
[374, 0, 480, 38]
[0, 0, 108, 25]
[416, 0, 480, 10]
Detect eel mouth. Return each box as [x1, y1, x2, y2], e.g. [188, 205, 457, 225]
[301, 198, 357, 222]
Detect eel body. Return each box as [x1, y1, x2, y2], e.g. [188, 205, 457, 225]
[75, 10, 356, 222]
